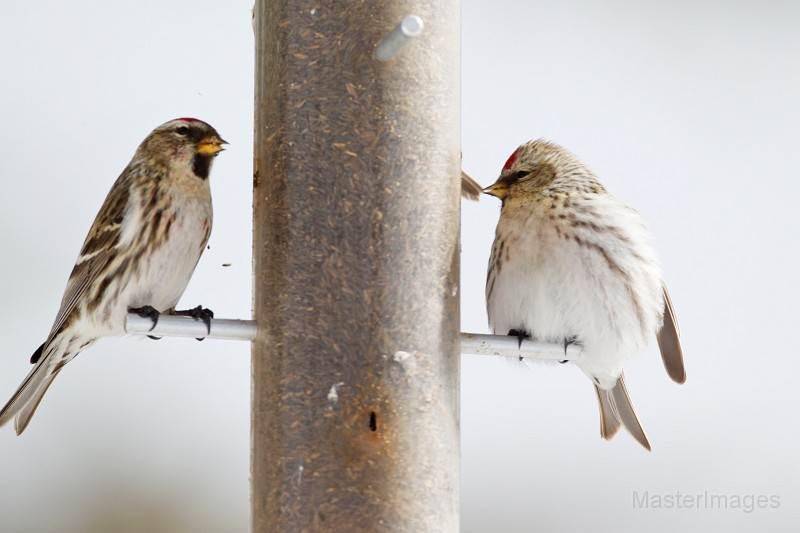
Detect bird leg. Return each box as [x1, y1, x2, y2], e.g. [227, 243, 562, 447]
[171, 305, 214, 340]
[129, 305, 161, 332]
[507, 329, 530, 354]
[560, 335, 581, 364]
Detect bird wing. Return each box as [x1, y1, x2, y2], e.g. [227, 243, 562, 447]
[45, 175, 132, 342]
[656, 285, 686, 384]
[3, 173, 138, 432]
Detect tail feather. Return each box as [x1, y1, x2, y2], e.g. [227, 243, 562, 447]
[14, 371, 60, 435]
[593, 374, 650, 450]
[0, 343, 63, 435]
[608, 374, 651, 450]
[594, 384, 621, 440]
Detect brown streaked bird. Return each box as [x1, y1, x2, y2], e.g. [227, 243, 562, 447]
[484, 139, 685, 450]
[0, 118, 226, 434]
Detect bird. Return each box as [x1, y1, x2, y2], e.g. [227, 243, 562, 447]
[0, 118, 226, 435]
[483, 139, 685, 450]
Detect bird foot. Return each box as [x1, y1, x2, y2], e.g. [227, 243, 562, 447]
[507, 329, 530, 349]
[560, 335, 581, 363]
[172, 305, 214, 339]
[130, 305, 161, 332]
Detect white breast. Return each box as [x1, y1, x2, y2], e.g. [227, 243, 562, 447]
[131, 194, 212, 312]
[87, 189, 213, 336]
[486, 195, 663, 388]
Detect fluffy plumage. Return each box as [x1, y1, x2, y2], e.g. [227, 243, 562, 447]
[484, 139, 685, 450]
[0, 118, 225, 434]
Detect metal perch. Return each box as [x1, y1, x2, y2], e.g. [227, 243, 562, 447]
[125, 314, 582, 362]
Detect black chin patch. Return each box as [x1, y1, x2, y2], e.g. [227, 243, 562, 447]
[192, 153, 213, 180]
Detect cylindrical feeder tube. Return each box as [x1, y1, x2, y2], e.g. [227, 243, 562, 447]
[252, 2, 460, 532]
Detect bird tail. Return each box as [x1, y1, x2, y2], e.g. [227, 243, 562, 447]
[594, 383, 621, 440]
[594, 374, 651, 450]
[460, 171, 483, 201]
[0, 342, 64, 435]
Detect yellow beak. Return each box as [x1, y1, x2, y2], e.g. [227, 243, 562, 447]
[483, 180, 509, 200]
[196, 136, 228, 156]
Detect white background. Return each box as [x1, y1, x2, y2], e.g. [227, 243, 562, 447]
[0, 1, 797, 531]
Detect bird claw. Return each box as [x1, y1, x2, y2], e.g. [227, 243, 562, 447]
[507, 329, 529, 349]
[173, 305, 214, 336]
[130, 305, 161, 332]
[561, 336, 581, 362]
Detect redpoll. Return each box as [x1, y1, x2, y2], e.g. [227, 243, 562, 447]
[0, 118, 225, 434]
[484, 140, 685, 450]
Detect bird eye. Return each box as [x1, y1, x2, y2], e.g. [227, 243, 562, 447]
[510, 170, 529, 181]
[175, 126, 190, 135]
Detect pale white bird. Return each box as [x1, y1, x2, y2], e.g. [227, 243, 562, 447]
[484, 140, 685, 450]
[0, 118, 225, 434]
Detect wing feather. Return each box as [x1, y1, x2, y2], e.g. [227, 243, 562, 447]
[656, 285, 686, 384]
[45, 176, 132, 340]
